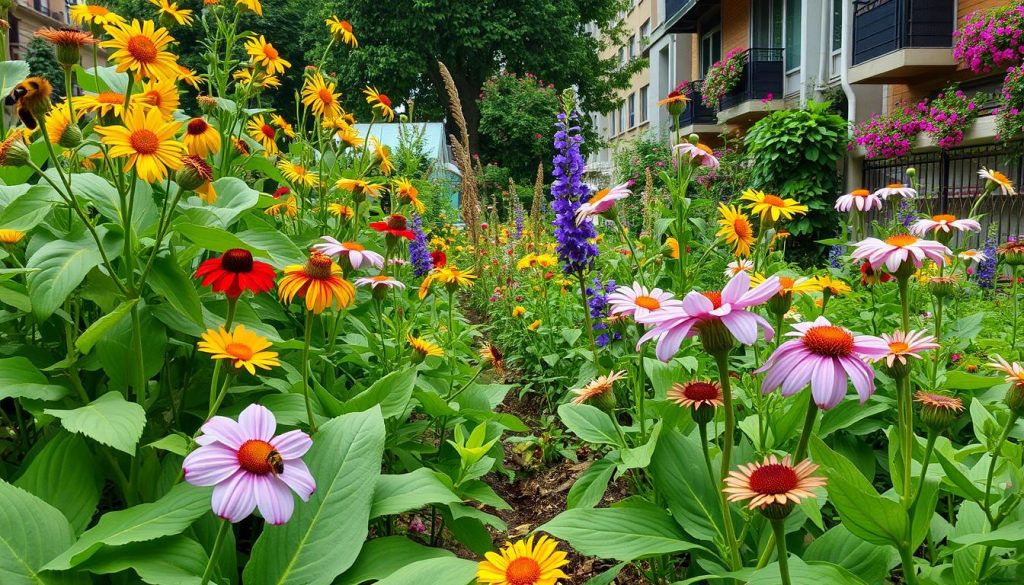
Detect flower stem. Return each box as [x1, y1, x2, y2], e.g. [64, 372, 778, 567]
[897, 275, 911, 333]
[697, 422, 716, 488]
[199, 519, 231, 585]
[898, 373, 914, 507]
[301, 311, 317, 433]
[931, 297, 943, 390]
[794, 391, 818, 462]
[576, 272, 600, 371]
[770, 519, 792, 585]
[612, 216, 646, 288]
[982, 413, 1018, 523]
[898, 544, 920, 585]
[909, 431, 937, 515]
[1012, 266, 1020, 358]
[713, 350, 742, 571]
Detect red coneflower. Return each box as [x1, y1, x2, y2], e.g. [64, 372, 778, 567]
[195, 248, 276, 299]
[431, 250, 447, 269]
[369, 214, 416, 240]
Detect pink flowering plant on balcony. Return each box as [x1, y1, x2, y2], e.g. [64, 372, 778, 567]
[996, 65, 1024, 138]
[852, 105, 927, 159]
[919, 86, 988, 149]
[953, 2, 1024, 74]
[702, 47, 746, 110]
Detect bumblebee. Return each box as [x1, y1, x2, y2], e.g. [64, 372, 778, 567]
[266, 449, 285, 475]
[4, 76, 53, 130]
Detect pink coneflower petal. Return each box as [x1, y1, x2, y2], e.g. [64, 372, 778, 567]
[213, 470, 258, 522]
[200, 417, 248, 449]
[254, 474, 295, 525]
[271, 429, 313, 459]
[239, 404, 276, 441]
[183, 445, 240, 486]
[278, 459, 316, 500]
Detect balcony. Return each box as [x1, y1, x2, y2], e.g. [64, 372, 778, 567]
[717, 48, 785, 124]
[677, 80, 719, 134]
[663, 0, 720, 34]
[848, 0, 956, 84]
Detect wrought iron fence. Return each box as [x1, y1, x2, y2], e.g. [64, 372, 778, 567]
[718, 48, 784, 111]
[861, 141, 1024, 248]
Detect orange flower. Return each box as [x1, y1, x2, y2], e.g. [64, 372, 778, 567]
[278, 251, 355, 313]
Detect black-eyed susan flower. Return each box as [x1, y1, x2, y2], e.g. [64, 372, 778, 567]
[336, 125, 363, 148]
[301, 73, 342, 120]
[277, 160, 319, 188]
[740, 189, 808, 224]
[478, 343, 505, 375]
[336, 178, 383, 200]
[265, 196, 297, 218]
[716, 204, 755, 257]
[245, 35, 290, 75]
[511, 306, 525, 318]
[177, 64, 202, 89]
[234, 0, 262, 16]
[328, 203, 355, 220]
[245, 114, 278, 155]
[70, 3, 126, 28]
[325, 16, 357, 47]
[44, 100, 82, 148]
[182, 117, 220, 157]
[418, 265, 476, 298]
[278, 251, 356, 314]
[148, 0, 193, 26]
[101, 19, 180, 82]
[139, 77, 179, 118]
[370, 135, 394, 175]
[271, 114, 295, 138]
[197, 325, 280, 374]
[95, 105, 185, 183]
[363, 86, 395, 121]
[476, 535, 570, 585]
[408, 334, 443, 360]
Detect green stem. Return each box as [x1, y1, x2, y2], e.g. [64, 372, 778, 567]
[301, 311, 317, 432]
[576, 272, 600, 371]
[713, 351, 742, 571]
[206, 372, 233, 420]
[199, 519, 231, 585]
[909, 431, 937, 515]
[130, 304, 147, 407]
[897, 275, 911, 333]
[612, 216, 646, 287]
[1012, 266, 1020, 358]
[635, 342, 648, 441]
[770, 519, 792, 585]
[899, 373, 914, 507]
[982, 413, 1019, 523]
[931, 297, 943, 390]
[898, 544, 920, 585]
[698, 422, 716, 489]
[794, 391, 818, 462]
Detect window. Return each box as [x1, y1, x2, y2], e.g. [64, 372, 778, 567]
[752, 0, 783, 50]
[628, 93, 636, 128]
[640, 20, 650, 49]
[628, 35, 636, 61]
[618, 105, 625, 135]
[610, 111, 616, 136]
[700, 27, 722, 77]
[618, 47, 625, 65]
[785, 0, 801, 70]
[639, 85, 649, 122]
[831, 0, 842, 53]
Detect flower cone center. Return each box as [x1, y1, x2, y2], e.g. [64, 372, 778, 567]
[126, 35, 159, 63]
[701, 291, 723, 309]
[778, 276, 794, 291]
[762, 194, 786, 207]
[733, 218, 752, 238]
[318, 89, 335, 104]
[260, 124, 275, 139]
[386, 215, 407, 231]
[377, 93, 392, 108]
[886, 183, 905, 189]
[237, 440, 278, 475]
[504, 557, 541, 585]
[932, 214, 957, 223]
[225, 342, 255, 361]
[344, 241, 364, 251]
[683, 381, 720, 401]
[885, 234, 919, 248]
[98, 91, 124, 104]
[129, 129, 161, 155]
[634, 295, 661, 310]
[748, 464, 799, 494]
[305, 253, 333, 279]
[262, 45, 279, 60]
[802, 325, 854, 357]
[852, 189, 870, 197]
[588, 189, 609, 205]
[187, 118, 209, 135]
[888, 341, 910, 354]
[221, 248, 254, 273]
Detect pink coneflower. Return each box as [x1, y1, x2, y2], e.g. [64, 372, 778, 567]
[724, 259, 754, 277]
[574, 182, 631, 225]
[757, 316, 889, 409]
[851, 234, 951, 273]
[873, 329, 939, 368]
[354, 274, 405, 289]
[637, 271, 780, 361]
[835, 188, 882, 212]
[958, 249, 988, 263]
[667, 380, 724, 409]
[674, 142, 720, 169]
[978, 167, 1015, 196]
[872, 183, 917, 200]
[183, 404, 315, 525]
[723, 454, 826, 510]
[312, 236, 384, 270]
[571, 370, 626, 410]
[988, 355, 1024, 385]
[607, 283, 682, 320]
[910, 214, 981, 236]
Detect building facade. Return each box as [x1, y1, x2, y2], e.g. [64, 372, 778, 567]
[6, 0, 105, 69]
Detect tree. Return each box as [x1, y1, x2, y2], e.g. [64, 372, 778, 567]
[25, 38, 64, 98]
[301, 0, 643, 156]
[477, 72, 560, 183]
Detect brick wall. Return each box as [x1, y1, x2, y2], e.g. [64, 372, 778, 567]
[958, 0, 1004, 19]
[722, 0, 749, 53]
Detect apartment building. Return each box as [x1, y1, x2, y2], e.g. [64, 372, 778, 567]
[6, 0, 104, 67]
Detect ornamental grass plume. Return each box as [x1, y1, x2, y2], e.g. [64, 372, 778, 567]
[530, 161, 545, 241]
[438, 60, 480, 247]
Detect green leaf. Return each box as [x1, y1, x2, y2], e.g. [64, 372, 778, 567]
[0, 356, 69, 402]
[370, 469, 460, 518]
[941, 371, 1001, 391]
[147, 254, 204, 326]
[0, 184, 62, 232]
[809, 436, 906, 547]
[243, 408, 386, 585]
[335, 536, 454, 585]
[74, 535, 208, 585]
[340, 367, 416, 419]
[180, 177, 258, 228]
[75, 299, 138, 354]
[950, 520, 1024, 547]
[27, 234, 106, 320]
[235, 224, 305, 266]
[567, 458, 616, 509]
[0, 480, 80, 585]
[804, 525, 894, 584]
[175, 223, 266, 256]
[557, 403, 622, 446]
[585, 563, 627, 585]
[14, 432, 101, 534]
[372, 557, 477, 585]
[933, 446, 986, 502]
[45, 392, 147, 455]
[620, 420, 661, 469]
[540, 506, 702, 562]
[649, 429, 723, 542]
[0, 61, 30, 97]
[44, 482, 212, 570]
[747, 556, 869, 585]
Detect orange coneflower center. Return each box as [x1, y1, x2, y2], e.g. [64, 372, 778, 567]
[225, 342, 255, 361]
[221, 248, 255, 273]
[338, 20, 352, 32]
[748, 464, 799, 495]
[989, 171, 1010, 183]
[932, 214, 957, 223]
[762, 194, 786, 207]
[888, 341, 910, 354]
[733, 218, 752, 238]
[237, 440, 278, 475]
[802, 325, 854, 357]
[318, 89, 335, 104]
[885, 234, 919, 248]
[88, 5, 112, 15]
[187, 118, 209, 135]
[129, 129, 161, 155]
[701, 291, 723, 309]
[260, 124, 275, 139]
[126, 35, 159, 63]
[305, 252, 334, 279]
[387, 215, 408, 230]
[697, 143, 714, 155]
[371, 275, 391, 282]
[344, 241, 364, 251]
[682, 381, 720, 401]
[852, 189, 870, 197]
[886, 183, 905, 189]
[587, 190, 609, 205]
[98, 91, 124, 104]
[262, 44, 279, 60]
[778, 276, 795, 291]
[634, 295, 661, 310]
[504, 557, 541, 585]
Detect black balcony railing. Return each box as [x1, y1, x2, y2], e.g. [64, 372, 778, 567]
[718, 48, 784, 111]
[852, 0, 955, 66]
[678, 80, 717, 127]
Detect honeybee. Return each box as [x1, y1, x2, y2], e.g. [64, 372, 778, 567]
[266, 449, 285, 475]
[4, 76, 53, 130]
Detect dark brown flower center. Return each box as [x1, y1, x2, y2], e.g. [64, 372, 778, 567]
[748, 464, 799, 495]
[386, 215, 407, 231]
[682, 381, 720, 401]
[187, 118, 209, 135]
[221, 248, 254, 273]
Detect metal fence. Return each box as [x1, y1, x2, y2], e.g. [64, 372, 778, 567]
[861, 141, 1024, 248]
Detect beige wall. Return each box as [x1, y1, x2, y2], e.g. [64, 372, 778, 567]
[8, 2, 106, 70]
[602, 0, 658, 146]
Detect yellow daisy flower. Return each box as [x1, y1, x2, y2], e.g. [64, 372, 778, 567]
[0, 229, 27, 245]
[407, 335, 443, 359]
[182, 117, 220, 158]
[246, 114, 278, 155]
[197, 325, 279, 375]
[371, 135, 394, 175]
[278, 160, 319, 188]
[394, 177, 423, 213]
[245, 35, 290, 75]
[739, 188, 808, 223]
[177, 65, 202, 89]
[148, 0, 193, 26]
[138, 77, 179, 118]
[335, 178, 383, 198]
[101, 19, 180, 82]
[301, 73, 342, 120]
[716, 203, 755, 257]
[235, 0, 262, 16]
[70, 4, 126, 27]
[74, 91, 132, 118]
[325, 16, 357, 47]
[44, 100, 79, 146]
[271, 114, 295, 138]
[476, 535, 569, 585]
[363, 86, 395, 121]
[265, 196, 297, 218]
[95, 106, 185, 183]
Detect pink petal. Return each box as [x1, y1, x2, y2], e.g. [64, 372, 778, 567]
[183, 445, 241, 487]
[840, 357, 876, 403]
[271, 430, 313, 459]
[239, 404, 276, 441]
[780, 353, 816, 396]
[761, 347, 808, 392]
[212, 470, 257, 523]
[253, 475, 295, 525]
[200, 417, 248, 450]
[278, 459, 316, 500]
[739, 275, 780, 307]
[656, 324, 691, 362]
[809, 358, 842, 409]
[682, 291, 713, 315]
[751, 312, 775, 342]
[721, 311, 757, 345]
[721, 271, 750, 304]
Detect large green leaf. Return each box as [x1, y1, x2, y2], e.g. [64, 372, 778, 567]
[179, 177, 259, 228]
[14, 432, 101, 534]
[175, 223, 267, 257]
[649, 429, 724, 542]
[557, 403, 622, 446]
[0, 183, 62, 232]
[243, 408, 386, 585]
[951, 501, 987, 585]
[567, 458, 616, 509]
[95, 305, 167, 390]
[340, 367, 416, 419]
[45, 392, 146, 455]
[804, 525, 895, 584]
[941, 371, 1002, 391]
[809, 436, 907, 548]
[0, 480, 81, 585]
[27, 234, 106, 320]
[747, 556, 869, 585]
[0, 356, 68, 402]
[75, 298, 138, 354]
[539, 505, 702, 561]
[370, 468, 460, 518]
[0, 61, 30, 96]
[950, 520, 1024, 547]
[372, 557, 477, 585]
[335, 537, 454, 585]
[147, 254, 204, 326]
[74, 535, 208, 585]
[45, 483, 212, 570]
[67, 172, 157, 235]
[235, 223, 305, 266]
